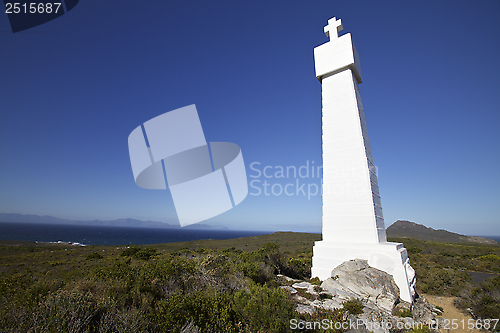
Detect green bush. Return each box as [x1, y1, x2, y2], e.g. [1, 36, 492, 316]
[319, 293, 333, 300]
[233, 283, 295, 332]
[407, 246, 423, 254]
[121, 247, 141, 257]
[201, 254, 229, 277]
[4, 291, 99, 332]
[134, 248, 158, 260]
[455, 277, 500, 322]
[478, 254, 500, 261]
[151, 283, 296, 333]
[475, 295, 499, 319]
[120, 247, 158, 260]
[298, 307, 346, 332]
[416, 267, 471, 295]
[397, 308, 413, 318]
[236, 260, 273, 285]
[86, 252, 103, 260]
[309, 276, 321, 285]
[287, 257, 309, 278]
[342, 299, 364, 315]
[152, 289, 235, 332]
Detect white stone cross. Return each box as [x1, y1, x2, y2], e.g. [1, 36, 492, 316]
[324, 17, 343, 40]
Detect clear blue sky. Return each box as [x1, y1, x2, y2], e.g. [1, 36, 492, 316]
[1, 0, 499, 235]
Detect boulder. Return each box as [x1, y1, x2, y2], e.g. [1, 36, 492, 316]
[292, 281, 320, 294]
[318, 298, 344, 311]
[292, 281, 312, 289]
[412, 294, 439, 324]
[321, 259, 400, 313]
[280, 260, 436, 333]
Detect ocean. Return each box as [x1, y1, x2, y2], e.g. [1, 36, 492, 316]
[0, 222, 271, 246]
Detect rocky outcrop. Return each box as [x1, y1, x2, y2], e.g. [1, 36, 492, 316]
[321, 259, 400, 313]
[412, 294, 443, 323]
[279, 259, 438, 333]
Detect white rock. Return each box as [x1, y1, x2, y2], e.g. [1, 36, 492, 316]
[322, 259, 400, 313]
[277, 274, 301, 282]
[280, 286, 297, 294]
[295, 304, 315, 315]
[292, 281, 312, 289]
[320, 298, 343, 311]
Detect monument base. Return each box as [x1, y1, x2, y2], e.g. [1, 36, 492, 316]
[312, 241, 416, 303]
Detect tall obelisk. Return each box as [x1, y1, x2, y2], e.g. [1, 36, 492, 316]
[311, 17, 416, 303]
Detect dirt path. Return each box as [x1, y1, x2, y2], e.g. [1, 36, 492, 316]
[424, 294, 482, 333]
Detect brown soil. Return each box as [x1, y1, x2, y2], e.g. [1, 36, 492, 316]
[424, 294, 482, 333]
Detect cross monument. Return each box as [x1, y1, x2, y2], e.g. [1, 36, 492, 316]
[311, 17, 417, 304]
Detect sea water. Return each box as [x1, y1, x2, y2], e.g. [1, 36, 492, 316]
[0, 222, 271, 246]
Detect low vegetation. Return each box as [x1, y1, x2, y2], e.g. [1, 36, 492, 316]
[396, 308, 413, 318]
[0, 233, 498, 332]
[341, 299, 364, 315]
[0, 236, 339, 332]
[390, 237, 500, 323]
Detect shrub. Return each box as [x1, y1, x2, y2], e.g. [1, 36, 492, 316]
[478, 254, 500, 261]
[455, 276, 500, 322]
[407, 246, 423, 254]
[397, 308, 413, 318]
[5, 291, 99, 332]
[286, 257, 309, 278]
[237, 261, 273, 285]
[201, 254, 229, 277]
[152, 289, 235, 332]
[98, 307, 151, 333]
[86, 252, 103, 260]
[223, 246, 242, 254]
[342, 299, 364, 315]
[309, 276, 321, 286]
[319, 293, 333, 300]
[121, 247, 141, 257]
[476, 295, 499, 319]
[134, 248, 158, 260]
[120, 247, 158, 260]
[233, 283, 295, 332]
[298, 307, 345, 331]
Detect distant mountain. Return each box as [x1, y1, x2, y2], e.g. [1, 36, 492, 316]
[0, 213, 222, 230]
[386, 220, 497, 244]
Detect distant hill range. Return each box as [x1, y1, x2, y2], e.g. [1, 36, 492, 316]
[386, 220, 497, 244]
[0, 213, 225, 230]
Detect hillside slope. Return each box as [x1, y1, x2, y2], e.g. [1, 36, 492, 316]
[386, 220, 496, 244]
